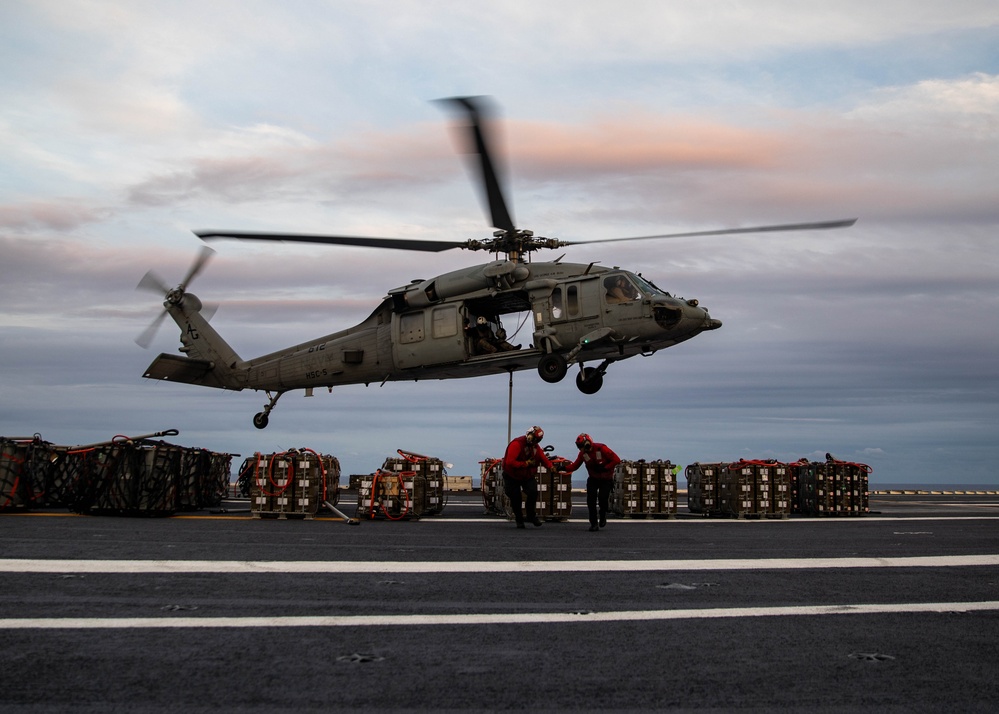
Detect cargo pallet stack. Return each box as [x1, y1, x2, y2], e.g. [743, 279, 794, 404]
[685, 462, 721, 516]
[721, 460, 791, 519]
[178, 449, 234, 512]
[355, 450, 447, 520]
[792, 457, 870, 516]
[479, 459, 505, 516]
[536, 458, 573, 521]
[90, 442, 185, 514]
[612, 460, 677, 518]
[2, 434, 232, 516]
[356, 470, 428, 520]
[249, 449, 340, 520]
[480, 457, 573, 522]
[380, 451, 447, 515]
[686, 460, 791, 519]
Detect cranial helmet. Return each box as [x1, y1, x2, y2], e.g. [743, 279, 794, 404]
[476, 316, 488, 326]
[575, 433, 593, 451]
[526, 426, 544, 443]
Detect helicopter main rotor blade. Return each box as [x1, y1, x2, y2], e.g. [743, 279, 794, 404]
[195, 230, 465, 253]
[439, 96, 517, 235]
[564, 218, 858, 246]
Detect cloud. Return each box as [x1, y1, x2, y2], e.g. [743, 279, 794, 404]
[1, 1, 997, 485]
[0, 200, 111, 232]
[848, 71, 999, 123]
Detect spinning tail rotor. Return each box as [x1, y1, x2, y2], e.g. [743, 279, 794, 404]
[135, 246, 216, 348]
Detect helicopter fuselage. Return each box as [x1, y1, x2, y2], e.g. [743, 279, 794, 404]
[143, 259, 720, 426]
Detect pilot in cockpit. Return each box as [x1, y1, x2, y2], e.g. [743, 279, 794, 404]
[605, 275, 640, 304]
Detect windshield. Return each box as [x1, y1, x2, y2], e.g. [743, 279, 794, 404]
[631, 273, 668, 297]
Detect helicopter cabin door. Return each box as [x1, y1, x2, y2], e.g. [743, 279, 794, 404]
[391, 304, 466, 369]
[548, 277, 601, 345]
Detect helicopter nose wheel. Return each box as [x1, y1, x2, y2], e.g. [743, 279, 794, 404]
[253, 390, 285, 429]
[538, 353, 568, 383]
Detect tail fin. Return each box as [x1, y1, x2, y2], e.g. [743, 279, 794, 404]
[142, 293, 246, 390]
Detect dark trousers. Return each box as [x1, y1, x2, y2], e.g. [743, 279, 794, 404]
[586, 476, 613, 525]
[503, 476, 538, 523]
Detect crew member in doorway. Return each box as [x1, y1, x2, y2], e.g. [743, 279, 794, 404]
[502, 425, 554, 528]
[466, 316, 517, 354]
[563, 433, 621, 531]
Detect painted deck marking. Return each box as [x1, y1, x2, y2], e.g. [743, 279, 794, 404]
[2, 554, 998, 574]
[2, 601, 997, 630]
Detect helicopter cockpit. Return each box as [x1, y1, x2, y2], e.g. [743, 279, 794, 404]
[603, 273, 642, 304]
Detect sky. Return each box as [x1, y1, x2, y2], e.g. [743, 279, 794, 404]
[2, 0, 998, 486]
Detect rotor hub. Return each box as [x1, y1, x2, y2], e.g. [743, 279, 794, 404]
[465, 229, 567, 261]
[166, 287, 185, 305]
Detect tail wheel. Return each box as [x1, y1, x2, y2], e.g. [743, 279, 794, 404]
[576, 367, 604, 395]
[538, 353, 568, 383]
[252, 412, 269, 429]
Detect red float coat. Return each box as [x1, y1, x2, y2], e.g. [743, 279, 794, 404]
[565, 443, 621, 480]
[502, 436, 555, 480]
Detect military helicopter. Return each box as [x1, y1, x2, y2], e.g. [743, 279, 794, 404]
[137, 97, 856, 429]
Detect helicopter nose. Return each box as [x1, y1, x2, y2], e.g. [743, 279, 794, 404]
[684, 301, 720, 332]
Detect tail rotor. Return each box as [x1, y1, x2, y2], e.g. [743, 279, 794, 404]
[135, 246, 216, 348]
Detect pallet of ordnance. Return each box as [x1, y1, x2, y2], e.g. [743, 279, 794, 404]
[379, 450, 447, 515]
[717, 460, 792, 519]
[355, 470, 434, 520]
[1, 436, 58, 510]
[685, 462, 720, 515]
[538, 458, 573, 521]
[246, 449, 341, 519]
[611, 460, 678, 518]
[479, 458, 505, 516]
[792, 456, 870, 516]
[692, 460, 792, 518]
[480, 457, 574, 521]
[686, 458, 867, 518]
[1, 433, 231, 515]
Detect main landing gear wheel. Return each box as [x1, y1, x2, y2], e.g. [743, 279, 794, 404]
[538, 353, 568, 383]
[253, 391, 284, 429]
[576, 367, 604, 395]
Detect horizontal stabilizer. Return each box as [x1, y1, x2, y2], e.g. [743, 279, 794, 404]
[143, 354, 225, 389]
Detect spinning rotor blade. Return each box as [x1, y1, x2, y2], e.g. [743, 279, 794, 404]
[134, 247, 216, 348]
[195, 230, 465, 252]
[136, 270, 170, 295]
[566, 218, 858, 246]
[439, 96, 517, 235]
[135, 309, 168, 349]
[180, 245, 215, 290]
[200, 302, 219, 322]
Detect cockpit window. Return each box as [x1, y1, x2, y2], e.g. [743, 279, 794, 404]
[604, 274, 641, 303]
[632, 274, 667, 297]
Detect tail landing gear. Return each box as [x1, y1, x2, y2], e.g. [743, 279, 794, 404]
[253, 390, 285, 429]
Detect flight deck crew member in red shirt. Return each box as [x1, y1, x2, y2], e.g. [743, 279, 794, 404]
[564, 433, 621, 531]
[502, 425, 555, 528]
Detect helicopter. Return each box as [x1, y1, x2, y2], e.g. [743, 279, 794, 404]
[137, 97, 856, 429]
